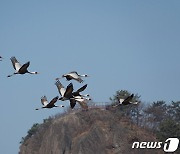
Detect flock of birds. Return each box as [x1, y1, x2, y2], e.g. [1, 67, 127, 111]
[1, 56, 138, 111]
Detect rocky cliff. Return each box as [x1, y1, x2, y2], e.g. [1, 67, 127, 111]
[19, 108, 163, 154]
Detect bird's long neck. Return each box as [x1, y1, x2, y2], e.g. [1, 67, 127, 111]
[79, 74, 88, 77]
[55, 105, 64, 108]
[81, 94, 90, 97]
[28, 71, 37, 74]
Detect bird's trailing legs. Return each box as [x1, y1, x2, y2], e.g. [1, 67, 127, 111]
[55, 105, 65, 108]
[7, 72, 17, 78]
[35, 105, 64, 110]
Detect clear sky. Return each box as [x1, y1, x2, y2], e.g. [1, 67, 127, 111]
[0, 0, 180, 153]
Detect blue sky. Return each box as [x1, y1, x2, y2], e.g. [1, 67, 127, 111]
[0, 0, 180, 153]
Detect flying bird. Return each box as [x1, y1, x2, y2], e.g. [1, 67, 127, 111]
[55, 80, 89, 109]
[35, 96, 64, 110]
[113, 94, 138, 107]
[72, 84, 89, 97]
[70, 84, 90, 109]
[7, 56, 39, 77]
[55, 80, 75, 108]
[71, 96, 91, 110]
[55, 80, 74, 101]
[56, 71, 89, 83]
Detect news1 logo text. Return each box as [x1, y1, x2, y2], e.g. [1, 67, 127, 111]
[132, 138, 179, 152]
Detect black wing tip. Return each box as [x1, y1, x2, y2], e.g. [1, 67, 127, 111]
[55, 96, 59, 99]
[68, 82, 73, 87]
[41, 95, 46, 99]
[55, 79, 61, 83]
[70, 71, 78, 74]
[55, 80, 61, 86]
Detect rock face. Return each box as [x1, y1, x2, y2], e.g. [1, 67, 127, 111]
[19, 108, 163, 154]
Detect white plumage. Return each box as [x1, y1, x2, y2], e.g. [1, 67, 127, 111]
[113, 94, 139, 107]
[55, 80, 73, 101]
[7, 56, 39, 77]
[56, 71, 89, 83]
[41, 96, 49, 107]
[71, 96, 91, 110]
[36, 96, 64, 110]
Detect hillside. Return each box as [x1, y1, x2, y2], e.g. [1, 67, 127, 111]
[19, 108, 164, 154]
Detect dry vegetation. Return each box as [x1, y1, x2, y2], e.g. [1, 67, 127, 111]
[19, 108, 164, 154]
[19, 90, 180, 154]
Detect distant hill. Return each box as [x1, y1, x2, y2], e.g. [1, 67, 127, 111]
[19, 108, 164, 154]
